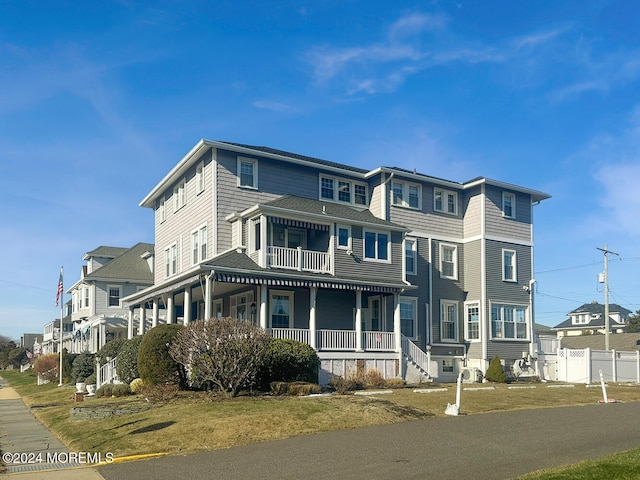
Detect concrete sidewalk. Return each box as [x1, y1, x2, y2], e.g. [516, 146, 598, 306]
[0, 374, 103, 479]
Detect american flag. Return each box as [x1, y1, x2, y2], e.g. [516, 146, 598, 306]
[55, 268, 63, 307]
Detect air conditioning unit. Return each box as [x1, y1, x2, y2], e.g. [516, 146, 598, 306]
[460, 367, 481, 383]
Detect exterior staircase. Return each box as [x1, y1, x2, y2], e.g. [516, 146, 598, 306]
[401, 335, 434, 381]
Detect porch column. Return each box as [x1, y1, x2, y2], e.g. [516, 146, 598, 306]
[204, 274, 212, 320]
[309, 287, 317, 349]
[167, 295, 174, 324]
[259, 284, 268, 329]
[394, 293, 402, 353]
[184, 289, 191, 326]
[259, 214, 268, 268]
[355, 289, 363, 352]
[152, 299, 159, 328]
[139, 303, 146, 335]
[127, 308, 134, 339]
[99, 323, 106, 350]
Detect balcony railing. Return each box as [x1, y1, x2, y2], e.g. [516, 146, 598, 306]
[267, 246, 331, 274]
[269, 328, 396, 352]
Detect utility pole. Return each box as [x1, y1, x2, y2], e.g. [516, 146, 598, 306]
[597, 244, 619, 351]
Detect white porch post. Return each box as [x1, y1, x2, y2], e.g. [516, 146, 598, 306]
[204, 274, 212, 320]
[152, 299, 159, 328]
[167, 295, 174, 324]
[394, 293, 405, 378]
[184, 289, 191, 326]
[355, 289, 363, 352]
[127, 308, 134, 339]
[259, 284, 268, 329]
[139, 303, 146, 335]
[309, 287, 317, 349]
[99, 323, 106, 350]
[260, 214, 268, 268]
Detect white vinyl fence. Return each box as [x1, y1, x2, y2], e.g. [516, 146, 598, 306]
[557, 348, 640, 384]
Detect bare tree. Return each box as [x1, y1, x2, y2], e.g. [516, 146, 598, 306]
[170, 317, 271, 397]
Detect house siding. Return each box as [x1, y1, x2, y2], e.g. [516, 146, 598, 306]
[431, 239, 465, 344]
[484, 185, 532, 241]
[463, 187, 482, 239]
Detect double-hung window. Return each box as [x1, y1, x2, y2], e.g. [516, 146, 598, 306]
[465, 302, 480, 341]
[196, 161, 205, 194]
[434, 188, 458, 215]
[336, 225, 351, 249]
[192, 225, 208, 265]
[491, 304, 527, 339]
[319, 174, 368, 206]
[321, 177, 334, 200]
[364, 231, 389, 261]
[108, 285, 121, 308]
[502, 192, 515, 219]
[165, 243, 178, 278]
[159, 196, 166, 222]
[238, 157, 258, 189]
[173, 179, 186, 211]
[441, 300, 458, 341]
[503, 249, 517, 282]
[399, 297, 417, 338]
[338, 181, 351, 203]
[405, 238, 417, 275]
[392, 181, 421, 210]
[440, 243, 457, 279]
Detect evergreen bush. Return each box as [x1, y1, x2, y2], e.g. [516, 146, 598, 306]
[257, 338, 320, 390]
[96, 338, 126, 366]
[116, 335, 143, 384]
[138, 324, 186, 387]
[70, 351, 95, 382]
[484, 355, 507, 383]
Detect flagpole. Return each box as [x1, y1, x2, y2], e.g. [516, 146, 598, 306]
[58, 267, 64, 386]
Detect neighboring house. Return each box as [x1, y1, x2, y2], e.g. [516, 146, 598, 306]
[20, 333, 40, 353]
[553, 301, 631, 338]
[121, 140, 550, 383]
[67, 243, 155, 353]
[560, 332, 640, 352]
[38, 308, 74, 355]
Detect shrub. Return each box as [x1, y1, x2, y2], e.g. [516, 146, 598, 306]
[330, 372, 361, 394]
[130, 378, 144, 393]
[485, 356, 507, 383]
[70, 352, 95, 382]
[385, 378, 407, 388]
[95, 382, 131, 398]
[138, 324, 186, 387]
[363, 368, 385, 388]
[138, 383, 180, 402]
[96, 338, 126, 366]
[33, 354, 59, 383]
[270, 381, 321, 396]
[257, 338, 320, 391]
[116, 335, 143, 384]
[61, 349, 76, 383]
[85, 374, 96, 385]
[170, 317, 271, 397]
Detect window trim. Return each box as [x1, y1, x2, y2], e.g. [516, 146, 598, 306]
[270, 290, 294, 328]
[464, 301, 480, 342]
[173, 179, 186, 212]
[230, 290, 254, 322]
[318, 174, 368, 207]
[439, 243, 458, 280]
[502, 249, 517, 282]
[363, 230, 391, 263]
[196, 161, 205, 195]
[434, 188, 458, 215]
[405, 237, 417, 276]
[107, 285, 122, 308]
[237, 156, 258, 189]
[440, 299, 459, 343]
[392, 181, 422, 210]
[399, 296, 418, 340]
[490, 302, 528, 341]
[191, 224, 208, 266]
[336, 225, 351, 250]
[159, 196, 166, 223]
[502, 192, 516, 219]
[164, 242, 178, 278]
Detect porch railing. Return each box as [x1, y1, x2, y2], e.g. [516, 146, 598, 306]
[363, 331, 396, 351]
[401, 334, 431, 377]
[317, 329, 357, 351]
[267, 246, 331, 274]
[96, 357, 119, 389]
[269, 328, 310, 345]
[269, 328, 396, 352]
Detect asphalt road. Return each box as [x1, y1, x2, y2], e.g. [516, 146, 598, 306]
[98, 402, 640, 480]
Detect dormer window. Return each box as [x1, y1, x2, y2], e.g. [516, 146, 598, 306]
[434, 188, 458, 215]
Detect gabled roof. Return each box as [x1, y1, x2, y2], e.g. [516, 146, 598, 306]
[567, 302, 631, 316]
[246, 195, 408, 231]
[553, 302, 632, 330]
[81, 242, 154, 284]
[83, 246, 128, 260]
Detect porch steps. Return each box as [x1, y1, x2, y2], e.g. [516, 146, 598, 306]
[401, 335, 433, 381]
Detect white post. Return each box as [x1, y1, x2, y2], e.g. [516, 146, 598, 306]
[96, 357, 101, 388]
[297, 246, 303, 271]
[355, 289, 362, 352]
[99, 323, 106, 350]
[259, 284, 268, 329]
[585, 347, 592, 384]
[600, 369, 608, 403]
[152, 299, 159, 328]
[637, 351, 640, 384]
[184, 289, 191, 326]
[204, 275, 212, 320]
[167, 296, 174, 324]
[139, 304, 146, 336]
[309, 287, 317, 349]
[394, 293, 401, 353]
[127, 308, 134, 339]
[612, 350, 617, 383]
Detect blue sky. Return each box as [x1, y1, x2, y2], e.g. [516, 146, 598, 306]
[2, 1, 640, 342]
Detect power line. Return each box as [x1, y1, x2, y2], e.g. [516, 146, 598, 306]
[534, 262, 600, 275]
[0, 279, 51, 292]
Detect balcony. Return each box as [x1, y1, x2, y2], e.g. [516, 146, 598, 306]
[267, 246, 331, 274]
